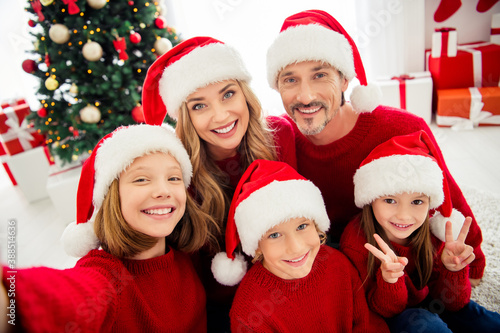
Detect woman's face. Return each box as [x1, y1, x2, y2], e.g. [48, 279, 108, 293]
[185, 79, 250, 161]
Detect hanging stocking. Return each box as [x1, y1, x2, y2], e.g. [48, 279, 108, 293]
[476, 0, 499, 12]
[434, 0, 462, 22]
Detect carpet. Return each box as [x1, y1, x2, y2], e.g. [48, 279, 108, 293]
[462, 185, 500, 313]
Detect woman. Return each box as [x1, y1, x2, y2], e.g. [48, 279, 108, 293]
[142, 36, 296, 332]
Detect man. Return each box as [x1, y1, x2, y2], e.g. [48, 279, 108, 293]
[266, 9, 484, 285]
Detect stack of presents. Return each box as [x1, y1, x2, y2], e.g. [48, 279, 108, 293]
[1, 99, 82, 222]
[377, 13, 500, 129]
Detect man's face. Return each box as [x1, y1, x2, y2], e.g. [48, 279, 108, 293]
[277, 61, 348, 136]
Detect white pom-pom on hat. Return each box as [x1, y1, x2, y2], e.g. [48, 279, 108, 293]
[430, 208, 466, 242]
[211, 252, 247, 287]
[350, 83, 382, 113]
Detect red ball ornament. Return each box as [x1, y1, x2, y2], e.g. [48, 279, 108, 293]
[22, 59, 37, 73]
[132, 105, 145, 123]
[128, 1, 134, 5]
[37, 107, 48, 118]
[28, 20, 36, 27]
[129, 32, 141, 44]
[155, 17, 167, 29]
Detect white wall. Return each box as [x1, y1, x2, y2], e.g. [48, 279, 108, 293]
[167, 0, 356, 115]
[0, 1, 38, 106]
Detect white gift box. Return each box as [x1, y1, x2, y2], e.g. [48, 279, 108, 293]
[6, 146, 50, 202]
[376, 72, 433, 124]
[46, 163, 82, 223]
[432, 28, 458, 58]
[491, 13, 500, 45]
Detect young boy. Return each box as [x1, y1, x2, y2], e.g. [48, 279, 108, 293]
[211, 159, 389, 332]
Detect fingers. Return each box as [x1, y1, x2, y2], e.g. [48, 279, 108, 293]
[457, 217, 472, 243]
[445, 216, 473, 244]
[381, 261, 405, 283]
[373, 234, 398, 261]
[364, 243, 387, 263]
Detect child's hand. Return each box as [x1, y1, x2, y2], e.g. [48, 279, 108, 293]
[365, 234, 408, 284]
[441, 216, 475, 272]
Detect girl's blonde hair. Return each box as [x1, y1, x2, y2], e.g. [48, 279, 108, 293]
[176, 80, 277, 252]
[94, 178, 219, 258]
[360, 205, 434, 289]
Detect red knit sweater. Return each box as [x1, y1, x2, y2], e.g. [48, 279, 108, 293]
[340, 217, 471, 318]
[2, 247, 206, 333]
[283, 106, 485, 279]
[230, 245, 390, 333]
[192, 115, 297, 307]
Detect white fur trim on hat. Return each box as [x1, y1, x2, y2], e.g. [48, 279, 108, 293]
[354, 155, 444, 209]
[235, 179, 330, 257]
[61, 221, 100, 257]
[159, 43, 251, 119]
[266, 24, 355, 90]
[93, 124, 192, 210]
[349, 82, 382, 113]
[211, 252, 247, 286]
[429, 208, 465, 242]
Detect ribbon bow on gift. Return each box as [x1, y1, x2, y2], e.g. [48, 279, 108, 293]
[451, 88, 493, 130]
[113, 37, 129, 61]
[435, 27, 456, 33]
[391, 75, 415, 110]
[62, 0, 80, 15]
[2, 117, 35, 151]
[31, 0, 45, 22]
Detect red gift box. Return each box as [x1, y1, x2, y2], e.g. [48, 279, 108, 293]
[436, 87, 500, 129]
[0, 144, 17, 186]
[0, 100, 45, 156]
[426, 42, 500, 90]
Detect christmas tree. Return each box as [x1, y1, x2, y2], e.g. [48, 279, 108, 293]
[23, 0, 180, 164]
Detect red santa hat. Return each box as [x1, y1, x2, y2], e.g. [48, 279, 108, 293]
[61, 124, 193, 257]
[142, 36, 251, 125]
[266, 9, 381, 113]
[353, 130, 465, 242]
[211, 159, 330, 286]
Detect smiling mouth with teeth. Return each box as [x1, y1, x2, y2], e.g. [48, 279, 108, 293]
[143, 208, 173, 215]
[213, 121, 236, 134]
[391, 222, 411, 228]
[298, 106, 321, 114]
[285, 253, 307, 263]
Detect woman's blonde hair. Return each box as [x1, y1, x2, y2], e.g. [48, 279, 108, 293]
[361, 205, 434, 289]
[94, 178, 219, 258]
[176, 80, 277, 252]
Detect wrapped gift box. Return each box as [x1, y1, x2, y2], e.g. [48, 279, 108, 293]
[426, 42, 500, 90]
[6, 146, 50, 202]
[492, 13, 500, 45]
[376, 72, 433, 124]
[436, 87, 500, 129]
[0, 100, 45, 156]
[0, 144, 17, 186]
[46, 164, 82, 223]
[432, 27, 457, 58]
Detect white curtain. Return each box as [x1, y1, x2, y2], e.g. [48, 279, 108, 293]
[353, 0, 426, 81]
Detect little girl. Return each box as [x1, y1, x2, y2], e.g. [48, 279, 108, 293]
[211, 159, 389, 332]
[1, 124, 216, 332]
[340, 130, 500, 333]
